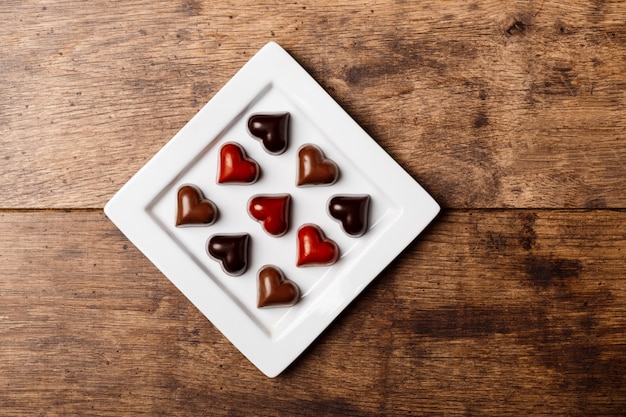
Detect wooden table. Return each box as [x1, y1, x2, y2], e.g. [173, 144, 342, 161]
[2, 1, 625, 415]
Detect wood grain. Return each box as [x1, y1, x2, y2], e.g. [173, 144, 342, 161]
[1, 0, 625, 208]
[3, 0, 626, 415]
[1, 210, 624, 415]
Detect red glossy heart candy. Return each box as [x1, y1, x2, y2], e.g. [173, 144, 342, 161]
[257, 265, 300, 308]
[175, 184, 218, 227]
[217, 142, 260, 184]
[296, 144, 339, 186]
[296, 224, 340, 267]
[248, 194, 291, 237]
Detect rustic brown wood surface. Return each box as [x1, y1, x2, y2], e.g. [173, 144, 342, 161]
[1, 0, 625, 415]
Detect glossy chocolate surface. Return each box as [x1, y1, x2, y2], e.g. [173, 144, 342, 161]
[207, 233, 250, 276]
[296, 144, 339, 186]
[248, 194, 291, 237]
[328, 195, 370, 237]
[247, 113, 290, 155]
[176, 184, 218, 227]
[257, 265, 300, 308]
[296, 224, 339, 267]
[217, 142, 260, 184]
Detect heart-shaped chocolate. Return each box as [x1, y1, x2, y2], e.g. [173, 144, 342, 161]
[257, 265, 300, 308]
[247, 113, 290, 155]
[217, 142, 260, 184]
[296, 224, 339, 267]
[296, 144, 339, 186]
[248, 194, 291, 237]
[328, 195, 370, 237]
[176, 185, 218, 227]
[207, 233, 250, 276]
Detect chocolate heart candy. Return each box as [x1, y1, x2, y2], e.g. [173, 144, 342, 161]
[248, 194, 291, 237]
[176, 185, 218, 227]
[296, 224, 339, 267]
[257, 265, 300, 308]
[296, 144, 339, 186]
[328, 195, 370, 237]
[217, 142, 260, 184]
[207, 233, 250, 276]
[247, 113, 290, 155]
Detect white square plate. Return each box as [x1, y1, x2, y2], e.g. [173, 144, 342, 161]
[104, 42, 439, 377]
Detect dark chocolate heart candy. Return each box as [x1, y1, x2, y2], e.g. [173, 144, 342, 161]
[207, 234, 250, 276]
[257, 265, 300, 308]
[296, 144, 339, 186]
[176, 185, 218, 227]
[328, 195, 370, 237]
[247, 113, 290, 155]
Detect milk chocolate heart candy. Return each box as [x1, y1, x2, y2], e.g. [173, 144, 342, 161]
[248, 194, 291, 237]
[247, 113, 290, 155]
[296, 144, 339, 187]
[217, 142, 260, 184]
[176, 185, 218, 227]
[296, 224, 340, 267]
[257, 265, 300, 308]
[207, 234, 250, 276]
[328, 195, 370, 237]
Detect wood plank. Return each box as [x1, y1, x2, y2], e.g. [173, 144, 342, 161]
[1, 0, 625, 208]
[1, 210, 624, 415]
